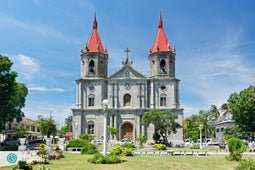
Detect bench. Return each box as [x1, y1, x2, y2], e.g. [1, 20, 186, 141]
[167, 150, 174, 156]
[173, 151, 183, 156]
[196, 151, 208, 156]
[67, 147, 82, 152]
[184, 151, 194, 156]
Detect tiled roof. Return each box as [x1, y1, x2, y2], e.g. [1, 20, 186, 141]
[151, 14, 173, 53]
[85, 14, 105, 53]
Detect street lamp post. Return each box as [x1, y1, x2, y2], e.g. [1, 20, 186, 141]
[199, 124, 203, 149]
[75, 122, 78, 138]
[102, 99, 109, 156]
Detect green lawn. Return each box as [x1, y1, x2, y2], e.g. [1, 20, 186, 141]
[1, 153, 254, 170]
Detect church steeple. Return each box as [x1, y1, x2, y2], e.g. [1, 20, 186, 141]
[80, 14, 108, 79]
[149, 13, 176, 78]
[151, 13, 173, 53]
[84, 13, 105, 54]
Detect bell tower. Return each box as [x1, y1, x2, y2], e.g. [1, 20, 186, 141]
[148, 13, 180, 109]
[148, 13, 176, 78]
[80, 14, 108, 78]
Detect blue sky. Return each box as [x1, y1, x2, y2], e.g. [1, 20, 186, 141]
[0, 0, 254, 127]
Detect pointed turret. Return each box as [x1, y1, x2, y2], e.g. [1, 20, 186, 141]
[80, 14, 108, 79]
[151, 13, 173, 53]
[84, 13, 105, 54]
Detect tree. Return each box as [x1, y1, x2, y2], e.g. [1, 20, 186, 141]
[219, 103, 231, 121]
[142, 109, 182, 144]
[136, 135, 147, 147]
[65, 115, 72, 132]
[153, 132, 160, 143]
[228, 86, 255, 133]
[208, 105, 220, 122]
[185, 110, 215, 141]
[226, 138, 246, 161]
[38, 116, 57, 138]
[198, 110, 215, 139]
[0, 55, 28, 132]
[57, 125, 68, 138]
[108, 127, 118, 140]
[222, 124, 242, 141]
[14, 125, 29, 139]
[185, 114, 201, 141]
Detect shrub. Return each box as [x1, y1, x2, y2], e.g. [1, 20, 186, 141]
[136, 135, 147, 147]
[88, 153, 121, 164]
[105, 154, 122, 164]
[153, 144, 166, 150]
[79, 134, 94, 143]
[111, 144, 122, 155]
[123, 148, 133, 156]
[81, 143, 98, 154]
[190, 145, 200, 149]
[121, 143, 136, 149]
[3, 144, 18, 151]
[88, 153, 105, 164]
[48, 149, 65, 160]
[225, 138, 246, 161]
[153, 132, 160, 143]
[66, 138, 87, 148]
[235, 158, 255, 170]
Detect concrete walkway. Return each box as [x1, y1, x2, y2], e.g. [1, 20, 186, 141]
[1, 150, 255, 167]
[0, 151, 41, 167]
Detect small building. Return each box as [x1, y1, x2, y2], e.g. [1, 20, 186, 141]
[1, 117, 41, 143]
[212, 119, 234, 141]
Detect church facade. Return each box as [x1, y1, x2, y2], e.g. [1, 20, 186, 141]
[72, 14, 184, 145]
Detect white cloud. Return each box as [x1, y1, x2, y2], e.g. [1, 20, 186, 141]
[11, 54, 40, 81]
[182, 104, 202, 117]
[0, 13, 79, 44]
[179, 29, 253, 116]
[28, 85, 65, 92]
[23, 103, 73, 126]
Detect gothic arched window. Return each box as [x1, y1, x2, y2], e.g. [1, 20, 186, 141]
[124, 94, 131, 106]
[88, 121, 94, 134]
[160, 59, 166, 74]
[88, 94, 95, 106]
[89, 60, 95, 74]
[160, 93, 167, 106]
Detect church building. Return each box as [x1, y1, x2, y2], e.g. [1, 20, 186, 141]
[72, 14, 184, 145]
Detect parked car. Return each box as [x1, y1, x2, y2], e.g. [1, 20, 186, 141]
[219, 142, 226, 149]
[93, 140, 103, 145]
[184, 139, 192, 147]
[116, 139, 132, 145]
[26, 139, 46, 150]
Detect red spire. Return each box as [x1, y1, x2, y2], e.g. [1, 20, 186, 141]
[151, 13, 173, 53]
[158, 13, 163, 28]
[93, 13, 97, 29]
[85, 13, 105, 53]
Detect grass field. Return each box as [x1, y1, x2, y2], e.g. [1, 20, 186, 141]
[2, 153, 255, 170]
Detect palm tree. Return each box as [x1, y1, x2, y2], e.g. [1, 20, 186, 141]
[198, 110, 215, 139]
[209, 105, 220, 122]
[220, 103, 231, 120]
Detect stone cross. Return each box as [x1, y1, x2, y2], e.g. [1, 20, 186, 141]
[124, 48, 131, 58]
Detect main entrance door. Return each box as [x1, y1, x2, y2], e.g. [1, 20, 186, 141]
[121, 122, 133, 140]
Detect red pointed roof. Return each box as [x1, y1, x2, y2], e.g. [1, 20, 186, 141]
[85, 14, 105, 53]
[151, 14, 173, 53]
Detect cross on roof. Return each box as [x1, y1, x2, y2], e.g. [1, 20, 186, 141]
[124, 48, 131, 59]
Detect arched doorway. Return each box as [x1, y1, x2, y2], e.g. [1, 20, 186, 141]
[120, 122, 133, 140]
